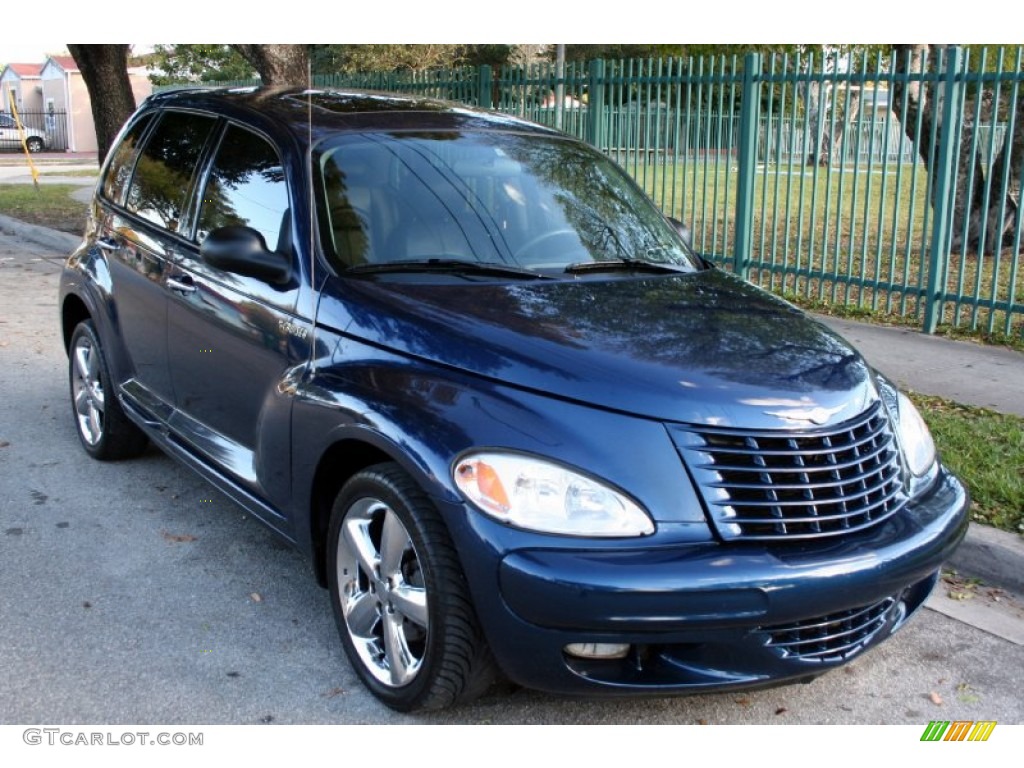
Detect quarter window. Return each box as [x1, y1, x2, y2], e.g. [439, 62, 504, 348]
[101, 113, 154, 206]
[125, 111, 217, 233]
[197, 125, 289, 252]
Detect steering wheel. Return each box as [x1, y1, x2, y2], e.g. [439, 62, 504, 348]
[511, 229, 580, 263]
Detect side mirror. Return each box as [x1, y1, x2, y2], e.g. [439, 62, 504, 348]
[200, 226, 291, 285]
[668, 217, 693, 249]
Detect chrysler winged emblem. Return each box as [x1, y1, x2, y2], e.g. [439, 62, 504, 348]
[763, 403, 848, 425]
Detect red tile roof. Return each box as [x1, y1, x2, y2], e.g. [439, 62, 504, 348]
[5, 63, 43, 77]
[48, 55, 80, 72]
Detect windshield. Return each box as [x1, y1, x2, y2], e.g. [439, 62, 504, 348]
[315, 131, 700, 275]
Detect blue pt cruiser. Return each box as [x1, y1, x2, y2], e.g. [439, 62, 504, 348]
[58, 88, 968, 711]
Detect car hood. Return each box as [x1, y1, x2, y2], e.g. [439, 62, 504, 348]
[321, 270, 878, 428]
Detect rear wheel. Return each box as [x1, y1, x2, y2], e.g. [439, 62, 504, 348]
[68, 320, 147, 460]
[327, 463, 495, 711]
[25, 136, 44, 153]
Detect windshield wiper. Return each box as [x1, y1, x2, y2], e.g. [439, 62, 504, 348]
[346, 258, 554, 280]
[563, 259, 693, 275]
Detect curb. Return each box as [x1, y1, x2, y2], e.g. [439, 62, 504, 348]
[1, 213, 1022, 598]
[947, 523, 1024, 595]
[0, 212, 80, 253]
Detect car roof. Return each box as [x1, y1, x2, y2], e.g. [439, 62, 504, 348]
[141, 86, 563, 150]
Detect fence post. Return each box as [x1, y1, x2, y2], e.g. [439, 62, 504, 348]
[478, 65, 493, 109]
[923, 46, 963, 334]
[587, 59, 606, 148]
[734, 53, 761, 279]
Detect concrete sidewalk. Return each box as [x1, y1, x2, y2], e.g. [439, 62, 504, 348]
[820, 316, 1024, 418]
[1, 209, 1022, 602]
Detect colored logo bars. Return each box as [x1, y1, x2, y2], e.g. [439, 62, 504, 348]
[921, 721, 997, 741]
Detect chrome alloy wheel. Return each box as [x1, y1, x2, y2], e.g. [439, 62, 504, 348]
[335, 497, 429, 687]
[71, 334, 105, 446]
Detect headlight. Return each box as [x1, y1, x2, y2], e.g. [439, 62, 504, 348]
[878, 374, 938, 486]
[453, 451, 655, 537]
[893, 391, 937, 477]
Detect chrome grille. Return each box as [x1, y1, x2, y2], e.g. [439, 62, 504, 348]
[674, 402, 906, 541]
[762, 596, 897, 662]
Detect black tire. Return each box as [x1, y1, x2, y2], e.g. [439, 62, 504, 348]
[327, 462, 496, 711]
[68, 320, 148, 460]
[26, 137, 44, 153]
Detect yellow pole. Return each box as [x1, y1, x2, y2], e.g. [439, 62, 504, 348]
[7, 91, 40, 191]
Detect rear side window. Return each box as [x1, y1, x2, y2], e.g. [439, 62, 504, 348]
[125, 111, 217, 233]
[196, 125, 290, 251]
[101, 113, 154, 205]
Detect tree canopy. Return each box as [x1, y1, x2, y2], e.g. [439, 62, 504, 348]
[148, 45, 255, 85]
[145, 44, 528, 83]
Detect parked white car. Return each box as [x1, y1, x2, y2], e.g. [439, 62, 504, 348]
[0, 114, 46, 152]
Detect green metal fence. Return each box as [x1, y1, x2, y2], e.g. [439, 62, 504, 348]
[176, 46, 1024, 337]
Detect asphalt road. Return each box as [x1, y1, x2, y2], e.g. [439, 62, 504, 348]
[1, 232, 1022, 725]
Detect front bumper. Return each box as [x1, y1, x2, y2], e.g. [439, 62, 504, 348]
[445, 468, 968, 695]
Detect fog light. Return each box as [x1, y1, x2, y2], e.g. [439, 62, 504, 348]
[564, 642, 630, 660]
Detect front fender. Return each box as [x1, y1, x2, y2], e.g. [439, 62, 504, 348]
[289, 334, 709, 566]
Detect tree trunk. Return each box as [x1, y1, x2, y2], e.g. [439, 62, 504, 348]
[891, 44, 1020, 255]
[973, 90, 1024, 252]
[803, 79, 832, 166]
[67, 44, 137, 166]
[231, 45, 309, 87]
[891, 44, 936, 164]
[830, 89, 861, 165]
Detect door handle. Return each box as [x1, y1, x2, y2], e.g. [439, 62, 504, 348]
[96, 237, 119, 252]
[167, 276, 197, 294]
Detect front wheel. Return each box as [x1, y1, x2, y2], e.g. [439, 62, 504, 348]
[327, 463, 495, 711]
[25, 136, 44, 153]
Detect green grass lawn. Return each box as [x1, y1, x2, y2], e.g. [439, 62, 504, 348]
[628, 159, 1024, 343]
[909, 392, 1024, 535]
[38, 169, 100, 178]
[0, 184, 87, 235]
